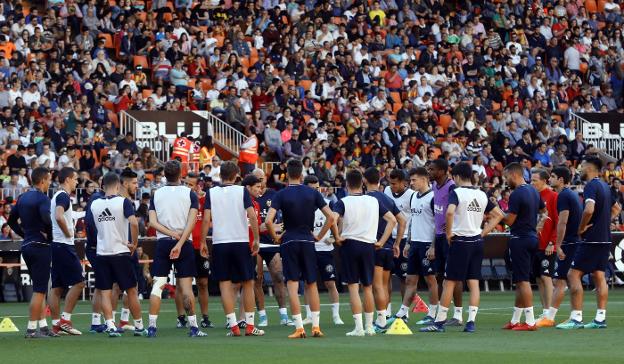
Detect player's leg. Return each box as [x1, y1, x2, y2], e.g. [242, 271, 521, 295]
[254, 254, 267, 325]
[462, 241, 484, 333]
[87, 249, 105, 333]
[587, 270, 608, 328]
[536, 274, 554, 326]
[360, 242, 376, 336]
[464, 279, 479, 332]
[550, 244, 576, 323]
[175, 284, 187, 328]
[197, 278, 212, 327]
[551, 278, 567, 321]
[373, 266, 388, 327]
[557, 268, 585, 328]
[23, 244, 54, 338]
[97, 257, 121, 337]
[505, 237, 532, 329]
[175, 241, 205, 336]
[396, 242, 418, 321]
[236, 243, 264, 336]
[325, 280, 343, 324]
[125, 286, 146, 336]
[113, 254, 146, 336]
[421, 278, 456, 332]
[302, 242, 322, 336]
[147, 239, 174, 333]
[346, 282, 364, 336]
[423, 274, 439, 323]
[55, 244, 86, 335]
[317, 251, 342, 324]
[47, 287, 63, 333]
[282, 242, 307, 337]
[267, 253, 291, 325]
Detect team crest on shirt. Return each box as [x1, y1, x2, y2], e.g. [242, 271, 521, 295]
[325, 264, 334, 273]
[554, 261, 559, 271]
[400, 262, 408, 272]
[267, 200, 272, 207]
[422, 258, 430, 267]
[203, 261, 210, 270]
[541, 259, 550, 268]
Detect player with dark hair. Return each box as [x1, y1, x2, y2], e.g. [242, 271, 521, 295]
[557, 157, 621, 329]
[85, 180, 106, 333]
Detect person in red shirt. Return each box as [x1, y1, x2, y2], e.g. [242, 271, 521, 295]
[242, 175, 263, 248]
[530, 169, 559, 328]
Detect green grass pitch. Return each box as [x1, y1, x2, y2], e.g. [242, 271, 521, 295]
[1, 291, 624, 363]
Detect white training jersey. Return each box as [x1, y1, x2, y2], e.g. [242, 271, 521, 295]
[409, 189, 435, 243]
[208, 185, 250, 244]
[384, 186, 415, 239]
[449, 186, 493, 237]
[91, 196, 133, 255]
[337, 194, 383, 244]
[150, 185, 197, 240]
[314, 198, 333, 252]
[50, 190, 74, 244]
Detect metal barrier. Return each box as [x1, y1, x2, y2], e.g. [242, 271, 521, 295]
[210, 112, 246, 156]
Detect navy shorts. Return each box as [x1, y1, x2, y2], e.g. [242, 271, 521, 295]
[259, 247, 279, 266]
[212, 242, 254, 283]
[375, 249, 394, 271]
[407, 241, 436, 276]
[444, 236, 483, 281]
[508, 235, 538, 283]
[392, 238, 408, 280]
[316, 251, 337, 281]
[434, 234, 450, 274]
[51, 242, 84, 288]
[95, 254, 137, 291]
[532, 250, 556, 278]
[281, 240, 318, 283]
[194, 249, 210, 279]
[22, 243, 51, 294]
[339, 239, 375, 286]
[570, 243, 611, 273]
[151, 239, 197, 278]
[85, 247, 98, 272]
[553, 244, 578, 279]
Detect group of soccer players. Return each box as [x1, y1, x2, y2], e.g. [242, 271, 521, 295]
[11, 154, 620, 338]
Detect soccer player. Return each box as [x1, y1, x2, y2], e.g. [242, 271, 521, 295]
[383, 169, 413, 317]
[304, 175, 344, 326]
[548, 166, 582, 324]
[251, 168, 291, 327]
[199, 161, 264, 337]
[395, 167, 438, 325]
[88, 172, 145, 337]
[175, 173, 214, 329]
[530, 169, 559, 328]
[557, 157, 621, 329]
[331, 169, 396, 336]
[363, 167, 405, 331]
[502, 162, 546, 331]
[8, 167, 56, 338]
[147, 160, 206, 337]
[265, 159, 335, 338]
[420, 162, 503, 333]
[85, 183, 105, 333]
[48, 167, 84, 335]
[429, 158, 464, 326]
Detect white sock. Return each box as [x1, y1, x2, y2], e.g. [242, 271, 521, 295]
[52, 319, 59, 326]
[134, 318, 144, 330]
[332, 303, 340, 318]
[511, 307, 522, 324]
[92, 313, 102, 326]
[386, 303, 392, 314]
[542, 308, 549, 317]
[61, 312, 72, 321]
[453, 307, 463, 321]
[468, 306, 478, 322]
[396, 304, 409, 318]
[548, 307, 558, 320]
[435, 305, 449, 322]
[376, 310, 387, 327]
[226, 313, 237, 328]
[120, 308, 130, 322]
[27, 321, 37, 330]
[311, 311, 320, 327]
[278, 307, 287, 316]
[595, 309, 606, 322]
[258, 309, 267, 317]
[292, 313, 303, 329]
[105, 319, 116, 330]
[364, 312, 374, 330]
[305, 305, 312, 318]
[428, 304, 438, 318]
[245, 312, 255, 326]
[570, 310, 583, 322]
[38, 319, 48, 328]
[525, 307, 535, 326]
[353, 313, 363, 331]
[148, 314, 158, 328]
[112, 312, 116, 322]
[188, 315, 198, 328]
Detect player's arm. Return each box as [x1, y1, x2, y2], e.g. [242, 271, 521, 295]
[55, 194, 72, 238]
[244, 189, 260, 255]
[315, 205, 336, 242]
[611, 201, 621, 220]
[555, 209, 569, 259]
[393, 212, 406, 254]
[502, 190, 519, 226]
[378, 211, 397, 249]
[578, 200, 594, 235]
[128, 215, 139, 254]
[171, 192, 200, 258]
[330, 199, 344, 243]
[148, 196, 182, 240]
[265, 207, 280, 242]
[445, 203, 457, 242]
[482, 206, 504, 237]
[200, 208, 211, 258]
[7, 201, 23, 237]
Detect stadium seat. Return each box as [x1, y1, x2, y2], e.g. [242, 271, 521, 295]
[299, 79, 312, 91]
[215, 35, 225, 47]
[103, 101, 115, 111]
[597, 0, 606, 13]
[438, 114, 452, 131]
[142, 89, 153, 99]
[558, 102, 569, 112]
[133, 55, 150, 70]
[108, 112, 119, 128]
[163, 12, 173, 23]
[135, 11, 147, 22]
[586, 0, 598, 13]
[389, 91, 402, 104]
[98, 34, 114, 49]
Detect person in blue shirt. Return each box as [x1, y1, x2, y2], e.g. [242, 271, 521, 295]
[85, 186, 105, 333]
[7, 167, 55, 338]
[502, 162, 546, 331]
[558, 157, 621, 330]
[265, 159, 335, 339]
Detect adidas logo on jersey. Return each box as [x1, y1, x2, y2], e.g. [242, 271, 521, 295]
[467, 199, 482, 212]
[97, 208, 116, 222]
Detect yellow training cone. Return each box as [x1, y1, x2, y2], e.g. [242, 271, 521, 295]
[386, 318, 412, 335]
[0, 317, 19, 332]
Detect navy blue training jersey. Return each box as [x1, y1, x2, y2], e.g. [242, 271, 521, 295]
[8, 189, 52, 246]
[556, 187, 582, 244]
[367, 190, 400, 247]
[84, 191, 105, 249]
[582, 178, 616, 243]
[271, 184, 327, 243]
[256, 188, 282, 245]
[508, 184, 545, 237]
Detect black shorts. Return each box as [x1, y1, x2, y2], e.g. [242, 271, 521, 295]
[259, 247, 279, 266]
[22, 243, 51, 294]
[434, 234, 450, 274]
[553, 243, 578, 279]
[392, 238, 408, 280]
[151, 239, 197, 278]
[407, 241, 436, 276]
[51, 243, 84, 288]
[375, 249, 394, 271]
[532, 250, 556, 278]
[444, 236, 483, 281]
[571, 243, 611, 273]
[339, 239, 375, 286]
[508, 235, 538, 283]
[281, 240, 318, 283]
[316, 251, 337, 282]
[95, 254, 137, 291]
[194, 249, 210, 279]
[212, 242, 254, 283]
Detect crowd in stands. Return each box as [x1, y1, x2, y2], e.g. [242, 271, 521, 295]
[1, 0, 624, 237]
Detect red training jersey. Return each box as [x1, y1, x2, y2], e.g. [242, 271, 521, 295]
[248, 197, 261, 249]
[538, 188, 559, 250]
[192, 194, 205, 249]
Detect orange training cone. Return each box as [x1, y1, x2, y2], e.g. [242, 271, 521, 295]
[411, 294, 429, 313]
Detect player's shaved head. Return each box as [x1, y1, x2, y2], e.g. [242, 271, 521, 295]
[164, 160, 181, 182]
